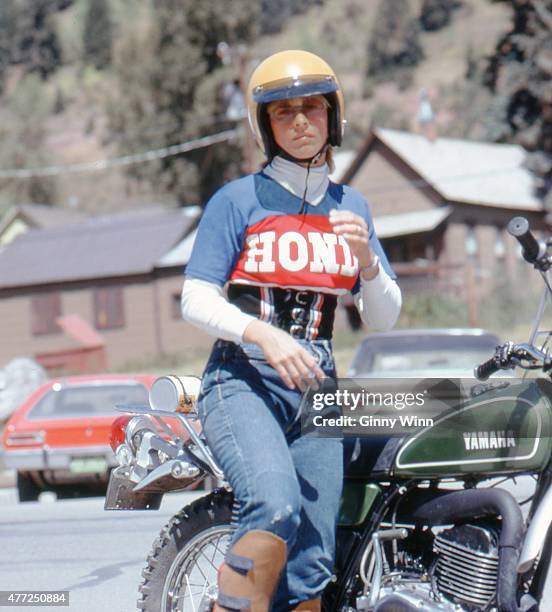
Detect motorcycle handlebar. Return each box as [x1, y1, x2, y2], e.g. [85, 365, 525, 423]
[474, 357, 501, 381]
[507, 217, 541, 263]
[474, 342, 547, 380]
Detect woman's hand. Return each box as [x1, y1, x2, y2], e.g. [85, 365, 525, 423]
[243, 320, 325, 391]
[329, 209, 377, 274]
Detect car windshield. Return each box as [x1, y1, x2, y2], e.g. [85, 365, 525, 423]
[349, 334, 500, 375]
[28, 383, 149, 420]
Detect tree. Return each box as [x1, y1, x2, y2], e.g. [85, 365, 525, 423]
[288, 0, 325, 13]
[83, 0, 113, 70]
[108, 0, 260, 204]
[420, 0, 458, 31]
[259, 0, 324, 33]
[260, 0, 292, 34]
[367, 0, 423, 87]
[0, 0, 19, 93]
[0, 75, 58, 208]
[15, 0, 63, 79]
[484, 0, 552, 210]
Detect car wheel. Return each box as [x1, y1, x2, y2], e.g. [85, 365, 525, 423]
[54, 485, 81, 500]
[17, 472, 41, 502]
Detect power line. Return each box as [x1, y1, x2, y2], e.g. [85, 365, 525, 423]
[109, 111, 240, 143]
[0, 126, 539, 204]
[0, 129, 239, 179]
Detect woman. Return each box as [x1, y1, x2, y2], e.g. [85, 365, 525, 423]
[181, 50, 401, 612]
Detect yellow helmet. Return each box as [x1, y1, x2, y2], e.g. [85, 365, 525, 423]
[247, 50, 345, 159]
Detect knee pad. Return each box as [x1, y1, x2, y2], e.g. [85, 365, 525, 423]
[215, 530, 287, 612]
[291, 599, 321, 611]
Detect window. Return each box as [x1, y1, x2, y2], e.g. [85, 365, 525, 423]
[172, 293, 183, 320]
[465, 225, 478, 257]
[29, 383, 149, 419]
[93, 287, 125, 330]
[494, 228, 506, 259]
[382, 236, 434, 263]
[31, 293, 61, 336]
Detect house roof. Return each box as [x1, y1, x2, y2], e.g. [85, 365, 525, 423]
[329, 150, 356, 183]
[374, 207, 452, 239]
[156, 226, 199, 268]
[369, 128, 543, 211]
[0, 206, 199, 289]
[0, 203, 85, 235]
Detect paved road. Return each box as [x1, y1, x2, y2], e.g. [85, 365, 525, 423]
[0, 491, 204, 612]
[0, 479, 550, 611]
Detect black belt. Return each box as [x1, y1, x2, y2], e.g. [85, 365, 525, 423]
[227, 284, 337, 340]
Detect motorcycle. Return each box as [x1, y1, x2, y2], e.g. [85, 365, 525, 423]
[105, 215, 552, 611]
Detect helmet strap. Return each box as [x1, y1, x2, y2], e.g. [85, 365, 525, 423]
[296, 143, 329, 215]
[298, 160, 312, 215]
[310, 142, 330, 165]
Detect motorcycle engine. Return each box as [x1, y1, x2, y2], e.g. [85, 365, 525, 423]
[366, 523, 500, 612]
[433, 523, 499, 609]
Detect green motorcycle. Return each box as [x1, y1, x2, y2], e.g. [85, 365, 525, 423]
[106, 216, 552, 611]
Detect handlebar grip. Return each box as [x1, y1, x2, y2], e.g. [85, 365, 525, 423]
[508, 217, 540, 263]
[474, 358, 500, 381]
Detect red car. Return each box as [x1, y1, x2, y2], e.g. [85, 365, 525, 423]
[1, 374, 156, 502]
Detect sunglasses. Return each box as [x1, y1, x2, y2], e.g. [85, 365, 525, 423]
[267, 98, 329, 123]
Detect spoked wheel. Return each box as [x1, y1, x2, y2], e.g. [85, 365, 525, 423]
[138, 489, 234, 612]
[163, 525, 232, 610]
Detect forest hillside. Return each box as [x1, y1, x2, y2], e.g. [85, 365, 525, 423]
[0, 0, 549, 213]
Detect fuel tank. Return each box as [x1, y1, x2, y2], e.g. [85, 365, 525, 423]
[393, 378, 552, 478]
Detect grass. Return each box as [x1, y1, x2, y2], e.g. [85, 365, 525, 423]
[118, 346, 212, 377]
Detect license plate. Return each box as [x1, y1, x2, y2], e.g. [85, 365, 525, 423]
[70, 457, 108, 474]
